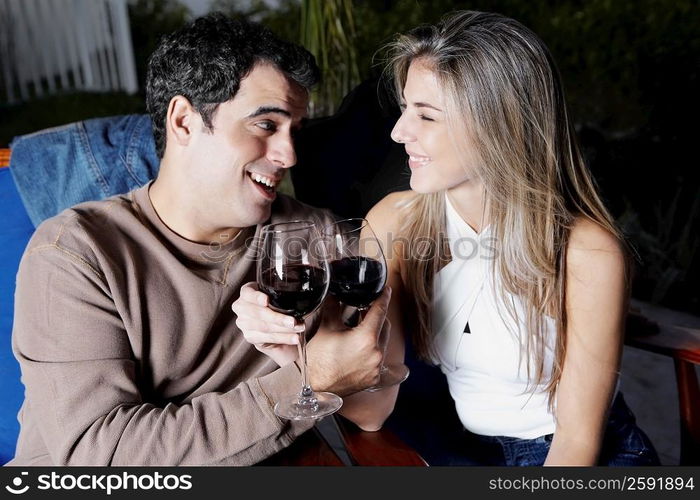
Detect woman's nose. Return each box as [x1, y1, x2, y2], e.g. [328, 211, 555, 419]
[390, 113, 415, 144]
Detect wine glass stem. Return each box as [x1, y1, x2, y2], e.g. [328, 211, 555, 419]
[297, 320, 314, 402]
[357, 308, 367, 322]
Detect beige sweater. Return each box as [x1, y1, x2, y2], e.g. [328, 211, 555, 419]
[9, 183, 333, 465]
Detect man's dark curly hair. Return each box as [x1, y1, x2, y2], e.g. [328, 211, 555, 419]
[146, 13, 320, 158]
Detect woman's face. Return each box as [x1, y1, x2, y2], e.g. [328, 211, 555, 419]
[391, 59, 477, 194]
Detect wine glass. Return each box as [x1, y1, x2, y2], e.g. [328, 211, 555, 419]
[324, 218, 410, 392]
[257, 220, 342, 420]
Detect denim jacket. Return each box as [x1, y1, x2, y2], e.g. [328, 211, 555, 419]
[9, 114, 159, 227]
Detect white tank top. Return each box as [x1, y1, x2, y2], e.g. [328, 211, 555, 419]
[431, 194, 557, 439]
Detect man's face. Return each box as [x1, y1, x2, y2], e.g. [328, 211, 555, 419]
[184, 63, 309, 235]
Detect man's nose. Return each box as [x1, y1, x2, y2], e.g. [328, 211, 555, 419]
[268, 133, 297, 168]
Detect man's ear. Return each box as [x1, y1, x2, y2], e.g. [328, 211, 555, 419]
[166, 95, 198, 147]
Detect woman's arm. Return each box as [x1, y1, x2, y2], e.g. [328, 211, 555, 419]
[544, 218, 628, 465]
[337, 191, 412, 430]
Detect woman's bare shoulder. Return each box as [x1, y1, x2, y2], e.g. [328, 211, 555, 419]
[566, 216, 626, 278]
[365, 190, 415, 231]
[567, 216, 624, 255]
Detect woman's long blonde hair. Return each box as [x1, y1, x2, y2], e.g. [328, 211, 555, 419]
[385, 11, 626, 406]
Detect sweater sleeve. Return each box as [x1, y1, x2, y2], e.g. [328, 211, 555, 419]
[12, 239, 314, 466]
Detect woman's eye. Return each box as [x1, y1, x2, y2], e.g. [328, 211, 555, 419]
[419, 114, 435, 122]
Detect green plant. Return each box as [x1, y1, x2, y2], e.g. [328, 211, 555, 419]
[300, 0, 360, 117]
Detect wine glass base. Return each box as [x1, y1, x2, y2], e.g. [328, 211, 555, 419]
[364, 363, 410, 392]
[274, 392, 343, 420]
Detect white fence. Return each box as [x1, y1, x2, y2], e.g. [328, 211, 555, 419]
[0, 0, 138, 104]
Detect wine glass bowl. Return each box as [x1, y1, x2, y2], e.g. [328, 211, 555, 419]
[328, 230, 387, 310]
[259, 261, 328, 319]
[257, 220, 342, 420]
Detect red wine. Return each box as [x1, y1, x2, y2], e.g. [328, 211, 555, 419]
[329, 256, 386, 309]
[259, 264, 327, 318]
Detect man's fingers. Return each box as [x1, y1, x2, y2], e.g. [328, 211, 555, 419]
[237, 317, 304, 334]
[233, 287, 301, 330]
[255, 307, 303, 329]
[243, 331, 300, 346]
[239, 282, 268, 306]
[358, 286, 392, 335]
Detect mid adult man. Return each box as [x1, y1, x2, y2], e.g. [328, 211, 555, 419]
[9, 13, 388, 466]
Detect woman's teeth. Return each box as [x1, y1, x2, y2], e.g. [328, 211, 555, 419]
[409, 156, 431, 164]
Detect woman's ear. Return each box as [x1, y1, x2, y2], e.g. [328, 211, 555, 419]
[165, 95, 197, 148]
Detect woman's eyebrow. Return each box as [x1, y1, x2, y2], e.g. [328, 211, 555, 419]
[400, 91, 443, 111]
[414, 102, 443, 112]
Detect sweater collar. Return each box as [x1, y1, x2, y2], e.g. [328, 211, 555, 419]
[132, 182, 256, 267]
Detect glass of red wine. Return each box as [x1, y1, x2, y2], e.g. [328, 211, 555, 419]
[324, 218, 409, 392]
[257, 220, 342, 420]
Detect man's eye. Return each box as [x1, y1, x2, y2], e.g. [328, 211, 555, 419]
[256, 121, 276, 132]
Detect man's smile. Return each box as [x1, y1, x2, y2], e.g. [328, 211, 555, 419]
[246, 170, 281, 200]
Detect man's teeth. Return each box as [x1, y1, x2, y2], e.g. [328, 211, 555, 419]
[409, 156, 431, 164]
[252, 173, 275, 188]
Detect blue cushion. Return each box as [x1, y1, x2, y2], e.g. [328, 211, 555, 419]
[0, 167, 34, 465]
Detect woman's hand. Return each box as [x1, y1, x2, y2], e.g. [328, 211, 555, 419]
[231, 282, 305, 366]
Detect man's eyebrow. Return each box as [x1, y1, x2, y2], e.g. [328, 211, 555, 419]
[246, 106, 292, 118]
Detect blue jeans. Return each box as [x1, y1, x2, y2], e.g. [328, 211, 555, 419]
[9, 114, 158, 226]
[435, 393, 660, 466]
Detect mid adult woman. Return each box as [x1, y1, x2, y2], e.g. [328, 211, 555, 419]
[365, 10, 659, 465]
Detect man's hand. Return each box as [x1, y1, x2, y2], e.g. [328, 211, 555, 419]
[232, 283, 392, 395]
[231, 282, 304, 367]
[306, 287, 392, 396]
